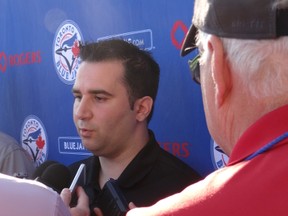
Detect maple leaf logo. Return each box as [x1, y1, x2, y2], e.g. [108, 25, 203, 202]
[36, 135, 45, 149]
[72, 40, 80, 58]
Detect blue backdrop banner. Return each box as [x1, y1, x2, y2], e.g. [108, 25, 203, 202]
[0, 0, 227, 177]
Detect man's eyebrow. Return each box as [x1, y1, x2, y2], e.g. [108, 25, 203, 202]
[72, 88, 79, 94]
[71, 88, 113, 96]
[88, 89, 113, 96]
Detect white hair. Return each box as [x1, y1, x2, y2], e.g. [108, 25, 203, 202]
[273, 0, 288, 8]
[196, 0, 288, 100]
[197, 31, 288, 99]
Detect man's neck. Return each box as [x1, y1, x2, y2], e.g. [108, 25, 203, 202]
[98, 129, 150, 188]
[98, 154, 133, 188]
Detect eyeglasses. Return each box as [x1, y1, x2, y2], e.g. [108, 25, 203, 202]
[188, 54, 200, 85]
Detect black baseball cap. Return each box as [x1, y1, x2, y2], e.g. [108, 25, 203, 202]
[181, 0, 288, 56]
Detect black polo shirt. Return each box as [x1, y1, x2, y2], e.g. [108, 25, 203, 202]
[69, 130, 201, 215]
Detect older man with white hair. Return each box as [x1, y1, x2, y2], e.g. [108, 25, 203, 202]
[126, 0, 288, 215]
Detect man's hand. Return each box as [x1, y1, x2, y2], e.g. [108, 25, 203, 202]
[93, 207, 103, 216]
[61, 187, 90, 216]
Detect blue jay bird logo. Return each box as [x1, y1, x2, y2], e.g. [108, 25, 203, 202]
[53, 20, 83, 85]
[23, 129, 44, 162]
[55, 34, 79, 74]
[21, 116, 48, 167]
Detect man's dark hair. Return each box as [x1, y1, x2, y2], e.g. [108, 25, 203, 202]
[79, 39, 160, 123]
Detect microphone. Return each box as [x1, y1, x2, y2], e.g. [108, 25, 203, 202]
[32, 160, 58, 179]
[33, 161, 71, 194]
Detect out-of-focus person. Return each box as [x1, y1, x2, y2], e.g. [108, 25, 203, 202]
[0, 172, 72, 216]
[0, 131, 35, 178]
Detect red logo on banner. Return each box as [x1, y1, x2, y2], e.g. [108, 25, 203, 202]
[9, 51, 41, 66]
[171, 20, 188, 50]
[159, 141, 190, 158]
[0, 52, 7, 73]
[0, 51, 41, 73]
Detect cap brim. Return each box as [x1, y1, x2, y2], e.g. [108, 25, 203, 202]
[180, 24, 197, 57]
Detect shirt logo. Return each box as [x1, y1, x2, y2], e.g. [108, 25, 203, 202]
[211, 140, 229, 169]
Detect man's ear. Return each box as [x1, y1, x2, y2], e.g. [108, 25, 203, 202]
[134, 96, 153, 122]
[208, 35, 232, 108]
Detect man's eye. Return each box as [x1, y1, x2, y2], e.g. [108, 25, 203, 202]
[73, 95, 82, 101]
[95, 96, 107, 102]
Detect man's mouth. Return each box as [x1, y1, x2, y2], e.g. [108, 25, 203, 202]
[79, 128, 93, 137]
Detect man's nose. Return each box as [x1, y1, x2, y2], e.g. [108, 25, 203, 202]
[74, 97, 93, 119]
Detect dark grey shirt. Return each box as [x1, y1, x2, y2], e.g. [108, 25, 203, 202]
[0, 132, 35, 178]
[69, 130, 201, 215]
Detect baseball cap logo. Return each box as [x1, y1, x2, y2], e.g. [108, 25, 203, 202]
[0, 52, 7, 73]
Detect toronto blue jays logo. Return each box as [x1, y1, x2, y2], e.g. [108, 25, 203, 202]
[211, 140, 229, 169]
[21, 115, 48, 167]
[53, 20, 83, 85]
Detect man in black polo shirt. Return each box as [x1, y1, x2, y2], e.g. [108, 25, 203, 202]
[69, 39, 201, 215]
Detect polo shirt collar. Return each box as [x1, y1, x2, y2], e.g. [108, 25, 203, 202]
[117, 130, 160, 188]
[228, 104, 288, 165]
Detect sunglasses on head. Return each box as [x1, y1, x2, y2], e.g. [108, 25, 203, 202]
[188, 53, 200, 85]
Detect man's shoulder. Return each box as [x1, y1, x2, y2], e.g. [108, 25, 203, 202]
[0, 173, 70, 215]
[0, 132, 25, 161]
[157, 148, 201, 180]
[0, 173, 57, 196]
[0, 132, 19, 150]
[158, 147, 189, 166]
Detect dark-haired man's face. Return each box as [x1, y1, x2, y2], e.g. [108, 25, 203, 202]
[72, 60, 138, 157]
